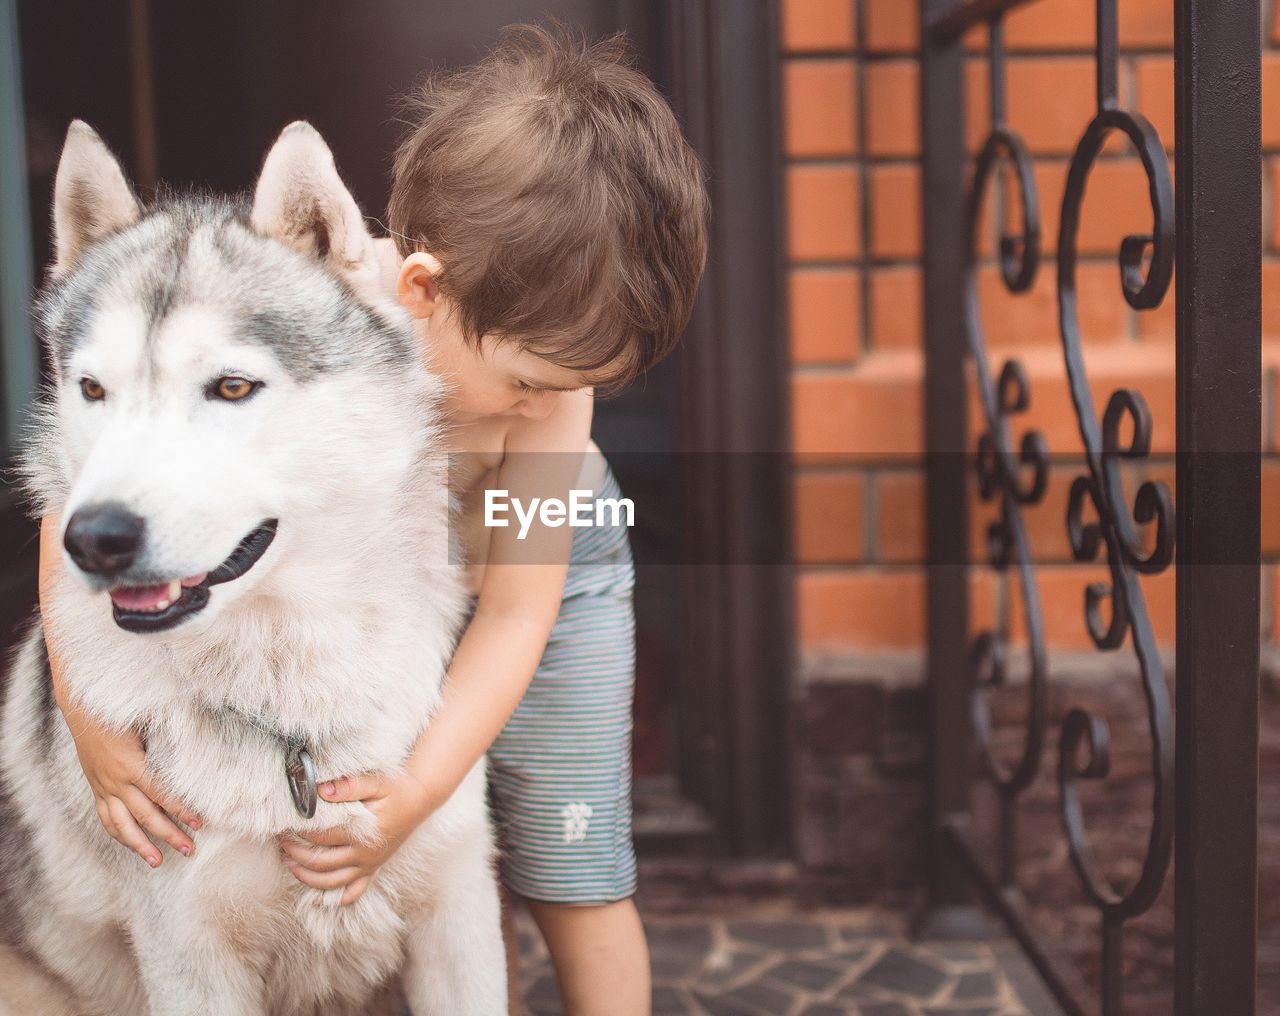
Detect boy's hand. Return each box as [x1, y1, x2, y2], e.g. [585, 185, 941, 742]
[42, 513, 200, 868]
[279, 769, 436, 905]
[69, 720, 201, 867]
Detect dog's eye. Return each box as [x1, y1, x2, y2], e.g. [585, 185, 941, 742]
[209, 376, 261, 402]
[79, 377, 105, 402]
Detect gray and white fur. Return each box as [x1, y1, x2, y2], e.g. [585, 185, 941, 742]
[0, 121, 504, 1015]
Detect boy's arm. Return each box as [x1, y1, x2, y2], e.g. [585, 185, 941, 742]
[282, 391, 592, 901]
[40, 514, 200, 864]
[395, 391, 589, 796]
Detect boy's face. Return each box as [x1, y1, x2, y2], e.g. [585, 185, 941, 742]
[391, 250, 605, 421]
[428, 308, 592, 421]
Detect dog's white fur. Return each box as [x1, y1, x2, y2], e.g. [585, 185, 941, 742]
[0, 122, 505, 1015]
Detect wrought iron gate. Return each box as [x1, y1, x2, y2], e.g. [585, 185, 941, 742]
[920, 1, 1261, 1013]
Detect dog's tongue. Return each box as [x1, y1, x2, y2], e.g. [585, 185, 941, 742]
[109, 584, 173, 612]
[109, 574, 207, 612]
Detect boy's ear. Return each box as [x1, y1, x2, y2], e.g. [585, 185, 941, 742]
[397, 252, 444, 319]
[251, 121, 377, 284]
[52, 121, 142, 274]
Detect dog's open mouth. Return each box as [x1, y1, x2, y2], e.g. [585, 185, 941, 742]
[109, 520, 278, 633]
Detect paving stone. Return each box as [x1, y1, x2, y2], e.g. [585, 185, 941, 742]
[951, 971, 999, 1002]
[651, 951, 707, 979]
[765, 958, 848, 992]
[857, 948, 949, 998]
[837, 980, 891, 1001]
[697, 950, 768, 989]
[924, 1009, 997, 1016]
[648, 921, 715, 955]
[518, 907, 1044, 1015]
[927, 943, 990, 962]
[839, 929, 896, 953]
[989, 942, 1065, 1016]
[695, 980, 799, 1015]
[652, 984, 695, 1014]
[525, 974, 562, 1009]
[839, 921, 904, 943]
[836, 943, 873, 968]
[693, 996, 753, 1016]
[728, 919, 830, 951]
[516, 930, 541, 957]
[858, 1003, 916, 1016]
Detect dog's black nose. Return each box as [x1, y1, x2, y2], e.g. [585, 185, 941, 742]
[64, 504, 146, 577]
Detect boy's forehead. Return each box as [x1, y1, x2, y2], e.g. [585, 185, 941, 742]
[508, 346, 619, 389]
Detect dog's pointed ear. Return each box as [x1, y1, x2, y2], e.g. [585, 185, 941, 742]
[52, 121, 142, 273]
[251, 122, 376, 276]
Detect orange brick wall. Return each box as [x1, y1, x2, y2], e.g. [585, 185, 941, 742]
[783, 0, 1280, 659]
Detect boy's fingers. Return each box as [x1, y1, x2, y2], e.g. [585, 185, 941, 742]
[123, 787, 194, 857]
[319, 774, 383, 803]
[105, 797, 161, 868]
[340, 876, 371, 906]
[280, 840, 356, 871]
[285, 864, 364, 891]
[135, 774, 202, 830]
[94, 798, 118, 838]
[291, 825, 354, 847]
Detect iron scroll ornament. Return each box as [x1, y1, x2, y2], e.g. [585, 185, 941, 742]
[965, 122, 1052, 884]
[960, 8, 1178, 1007]
[933, 0, 1188, 1007]
[1056, 105, 1175, 923]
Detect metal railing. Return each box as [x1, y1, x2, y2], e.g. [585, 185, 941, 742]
[920, 1, 1261, 1013]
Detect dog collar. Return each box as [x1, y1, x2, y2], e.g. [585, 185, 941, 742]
[283, 735, 318, 819]
[219, 707, 317, 819]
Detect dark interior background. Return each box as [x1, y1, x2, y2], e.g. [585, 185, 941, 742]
[15, 0, 683, 779]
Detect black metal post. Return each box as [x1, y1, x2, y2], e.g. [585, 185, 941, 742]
[1173, 1, 1262, 1012]
[920, 0, 976, 930]
[670, 0, 794, 855]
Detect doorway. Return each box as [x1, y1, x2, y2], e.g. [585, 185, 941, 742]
[13, 0, 792, 858]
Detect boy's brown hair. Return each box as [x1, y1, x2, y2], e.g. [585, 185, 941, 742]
[388, 23, 708, 389]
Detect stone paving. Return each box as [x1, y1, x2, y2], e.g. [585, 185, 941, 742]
[515, 906, 1064, 1015]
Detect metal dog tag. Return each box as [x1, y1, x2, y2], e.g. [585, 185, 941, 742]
[285, 737, 317, 819]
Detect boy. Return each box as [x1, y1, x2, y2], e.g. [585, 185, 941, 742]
[40, 23, 707, 1016]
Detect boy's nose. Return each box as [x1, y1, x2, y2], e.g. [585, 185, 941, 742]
[517, 395, 556, 420]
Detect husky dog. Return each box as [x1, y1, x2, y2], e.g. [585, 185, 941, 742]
[0, 121, 505, 1014]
